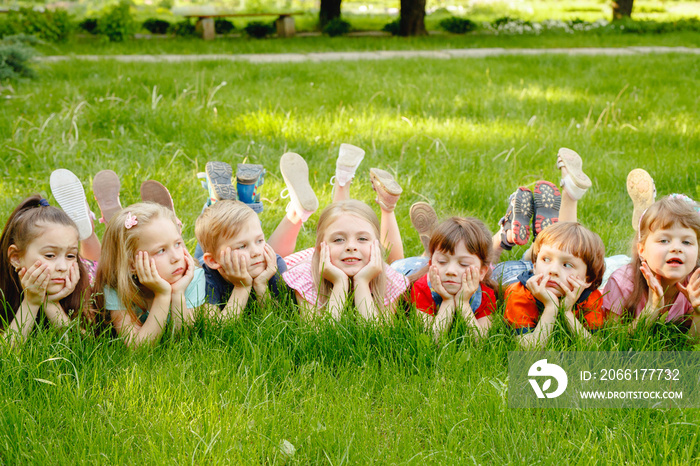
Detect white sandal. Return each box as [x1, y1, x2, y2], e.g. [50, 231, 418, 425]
[557, 148, 591, 201]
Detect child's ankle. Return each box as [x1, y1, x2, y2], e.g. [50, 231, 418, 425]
[286, 209, 303, 225]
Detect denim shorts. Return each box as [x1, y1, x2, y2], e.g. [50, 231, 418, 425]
[390, 256, 429, 276]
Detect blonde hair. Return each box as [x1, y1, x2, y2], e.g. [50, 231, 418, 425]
[195, 200, 258, 254]
[531, 222, 606, 289]
[624, 196, 700, 314]
[94, 202, 180, 324]
[310, 200, 387, 308]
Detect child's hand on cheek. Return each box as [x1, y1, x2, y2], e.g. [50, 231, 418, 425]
[677, 268, 700, 310]
[18, 261, 50, 305]
[526, 273, 559, 307]
[171, 250, 195, 295]
[428, 265, 452, 300]
[640, 260, 665, 311]
[219, 247, 253, 288]
[355, 240, 383, 286]
[319, 241, 348, 287]
[135, 251, 171, 295]
[47, 261, 80, 302]
[455, 266, 480, 305]
[253, 244, 278, 287]
[561, 274, 589, 311]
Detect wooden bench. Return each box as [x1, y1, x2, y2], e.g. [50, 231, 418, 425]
[183, 12, 303, 40]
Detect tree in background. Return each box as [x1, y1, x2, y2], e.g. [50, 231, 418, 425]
[399, 0, 427, 36]
[319, 0, 342, 27]
[612, 0, 634, 19]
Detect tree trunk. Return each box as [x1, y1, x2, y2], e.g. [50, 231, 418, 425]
[319, 0, 341, 27]
[612, 0, 634, 19]
[399, 0, 427, 36]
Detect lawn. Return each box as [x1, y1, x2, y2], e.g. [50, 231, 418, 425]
[1, 44, 699, 462]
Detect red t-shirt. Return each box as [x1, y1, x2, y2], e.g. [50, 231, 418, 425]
[504, 282, 605, 333]
[410, 274, 496, 319]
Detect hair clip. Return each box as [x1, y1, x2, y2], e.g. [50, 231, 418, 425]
[669, 193, 700, 214]
[39, 198, 50, 207]
[125, 212, 138, 229]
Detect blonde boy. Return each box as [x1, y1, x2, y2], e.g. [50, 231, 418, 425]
[195, 200, 285, 317]
[504, 222, 606, 348]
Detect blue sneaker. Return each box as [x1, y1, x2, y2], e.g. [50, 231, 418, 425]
[237, 163, 265, 211]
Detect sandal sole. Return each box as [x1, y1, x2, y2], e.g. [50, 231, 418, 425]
[140, 180, 175, 212]
[50, 169, 92, 240]
[510, 187, 534, 245]
[369, 168, 403, 196]
[206, 161, 237, 201]
[410, 202, 438, 252]
[237, 163, 265, 185]
[92, 169, 122, 224]
[626, 168, 655, 209]
[280, 152, 319, 212]
[557, 147, 591, 190]
[337, 143, 366, 169]
[533, 181, 561, 236]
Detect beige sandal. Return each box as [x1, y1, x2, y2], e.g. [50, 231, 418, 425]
[557, 148, 591, 201]
[627, 168, 656, 231]
[410, 202, 438, 255]
[369, 168, 402, 212]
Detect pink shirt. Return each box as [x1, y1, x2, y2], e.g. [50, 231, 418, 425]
[602, 264, 693, 323]
[282, 247, 409, 307]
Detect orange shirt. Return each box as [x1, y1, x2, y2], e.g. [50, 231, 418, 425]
[504, 282, 605, 333]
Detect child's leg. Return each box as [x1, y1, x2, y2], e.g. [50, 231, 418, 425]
[332, 143, 365, 203]
[557, 148, 592, 223]
[409, 202, 438, 257]
[626, 168, 656, 231]
[370, 168, 404, 263]
[81, 221, 101, 262]
[267, 153, 319, 257]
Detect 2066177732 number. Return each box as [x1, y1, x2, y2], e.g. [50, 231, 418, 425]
[595, 368, 680, 381]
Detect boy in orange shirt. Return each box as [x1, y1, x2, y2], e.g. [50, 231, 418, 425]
[504, 222, 606, 348]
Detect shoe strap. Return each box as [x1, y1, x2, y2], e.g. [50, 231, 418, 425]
[280, 188, 290, 199]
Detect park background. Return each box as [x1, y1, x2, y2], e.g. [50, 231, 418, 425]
[1, 0, 699, 462]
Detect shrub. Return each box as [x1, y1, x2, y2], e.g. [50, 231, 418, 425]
[0, 8, 74, 42]
[322, 18, 351, 37]
[382, 19, 400, 36]
[142, 18, 171, 34]
[439, 16, 477, 34]
[611, 18, 700, 34]
[492, 16, 531, 28]
[168, 19, 196, 37]
[244, 21, 275, 39]
[79, 18, 99, 34]
[0, 34, 39, 79]
[98, 2, 137, 42]
[215, 19, 235, 34]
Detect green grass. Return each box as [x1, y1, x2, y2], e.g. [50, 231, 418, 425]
[1, 51, 699, 462]
[36, 30, 700, 55]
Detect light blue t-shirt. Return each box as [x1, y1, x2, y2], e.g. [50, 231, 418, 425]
[104, 268, 206, 323]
